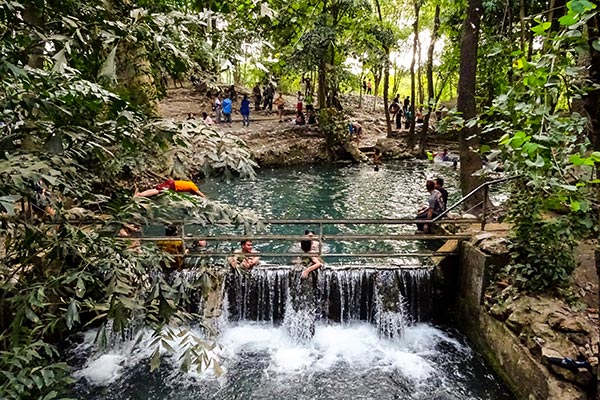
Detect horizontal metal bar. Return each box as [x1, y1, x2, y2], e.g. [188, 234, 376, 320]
[133, 234, 470, 242]
[259, 265, 433, 270]
[182, 251, 457, 257]
[260, 218, 479, 225]
[202, 264, 434, 270]
[432, 175, 520, 222]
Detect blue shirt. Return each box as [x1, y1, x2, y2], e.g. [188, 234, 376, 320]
[222, 98, 232, 114]
[240, 99, 250, 115]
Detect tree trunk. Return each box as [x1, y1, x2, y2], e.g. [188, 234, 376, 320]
[383, 53, 391, 135]
[457, 0, 484, 211]
[419, 4, 441, 157]
[116, 41, 158, 114]
[407, 1, 420, 150]
[584, 15, 600, 203]
[318, 59, 327, 110]
[417, 36, 424, 105]
[359, 71, 364, 109]
[373, 67, 382, 111]
[392, 65, 400, 95]
[22, 6, 44, 68]
[519, 0, 526, 53]
[375, 0, 392, 136]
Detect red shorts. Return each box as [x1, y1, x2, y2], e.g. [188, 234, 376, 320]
[155, 179, 175, 191]
[296, 102, 303, 112]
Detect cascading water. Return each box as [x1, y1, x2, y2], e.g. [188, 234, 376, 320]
[225, 265, 429, 339]
[70, 161, 514, 399]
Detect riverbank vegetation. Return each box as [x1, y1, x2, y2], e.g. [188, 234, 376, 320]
[0, 0, 599, 398]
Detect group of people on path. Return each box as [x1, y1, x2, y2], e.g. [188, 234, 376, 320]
[188, 79, 322, 128]
[388, 95, 424, 130]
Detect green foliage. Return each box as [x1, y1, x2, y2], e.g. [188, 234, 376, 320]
[318, 108, 350, 150]
[504, 186, 592, 292]
[481, 0, 599, 292]
[0, 1, 260, 398]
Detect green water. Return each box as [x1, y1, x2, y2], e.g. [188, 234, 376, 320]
[199, 160, 461, 264]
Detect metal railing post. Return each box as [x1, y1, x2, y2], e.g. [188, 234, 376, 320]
[181, 223, 186, 254]
[481, 186, 488, 231]
[318, 222, 323, 256]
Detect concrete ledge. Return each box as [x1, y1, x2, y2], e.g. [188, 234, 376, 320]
[457, 242, 589, 400]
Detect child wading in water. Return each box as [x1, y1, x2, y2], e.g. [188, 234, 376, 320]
[373, 148, 382, 171]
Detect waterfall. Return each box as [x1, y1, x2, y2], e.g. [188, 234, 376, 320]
[224, 265, 433, 338]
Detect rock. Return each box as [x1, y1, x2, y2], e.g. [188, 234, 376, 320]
[547, 365, 593, 387]
[506, 307, 533, 334]
[523, 323, 557, 355]
[479, 237, 509, 255]
[547, 312, 590, 334]
[374, 138, 413, 159]
[541, 347, 564, 361]
[489, 303, 512, 321]
[566, 332, 588, 346]
[472, 232, 494, 245]
[462, 213, 478, 219]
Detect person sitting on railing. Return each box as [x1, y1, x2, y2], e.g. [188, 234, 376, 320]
[416, 180, 445, 233]
[228, 239, 260, 270]
[300, 232, 323, 279]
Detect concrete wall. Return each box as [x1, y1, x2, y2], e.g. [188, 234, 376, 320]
[457, 242, 588, 400]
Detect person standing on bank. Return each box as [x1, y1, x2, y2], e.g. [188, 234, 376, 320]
[222, 95, 233, 127]
[274, 92, 285, 122]
[213, 95, 222, 124]
[240, 94, 251, 127]
[253, 83, 262, 111]
[415, 179, 445, 233]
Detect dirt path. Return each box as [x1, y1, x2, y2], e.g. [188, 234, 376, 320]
[158, 84, 392, 150]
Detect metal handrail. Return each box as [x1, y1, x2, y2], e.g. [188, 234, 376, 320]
[431, 175, 520, 230]
[155, 216, 471, 260]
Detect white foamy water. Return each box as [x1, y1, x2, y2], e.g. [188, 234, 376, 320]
[220, 322, 465, 381]
[75, 322, 465, 385]
[72, 322, 513, 400]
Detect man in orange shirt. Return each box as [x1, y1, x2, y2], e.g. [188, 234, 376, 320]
[134, 179, 207, 198]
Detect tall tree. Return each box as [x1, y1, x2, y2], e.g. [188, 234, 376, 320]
[374, 0, 392, 136]
[419, 3, 441, 157]
[457, 0, 483, 209]
[407, 0, 420, 149]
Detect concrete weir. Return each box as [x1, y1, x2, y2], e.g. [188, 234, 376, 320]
[456, 242, 590, 400]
